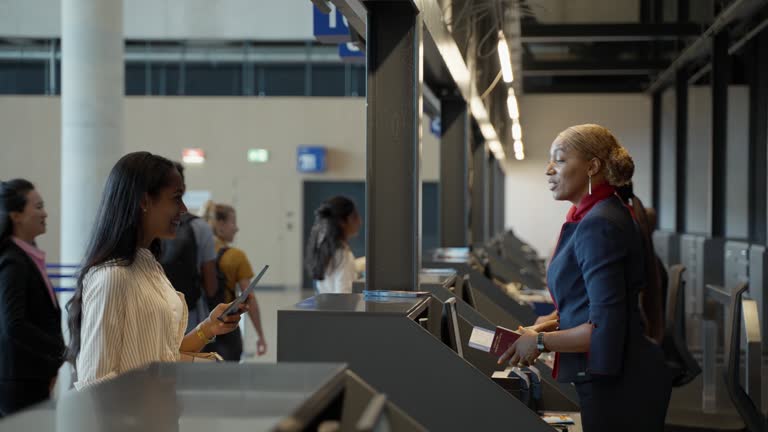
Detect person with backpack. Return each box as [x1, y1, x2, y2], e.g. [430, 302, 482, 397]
[159, 163, 218, 332]
[200, 201, 267, 361]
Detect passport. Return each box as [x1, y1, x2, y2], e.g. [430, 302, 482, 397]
[468, 325, 521, 357]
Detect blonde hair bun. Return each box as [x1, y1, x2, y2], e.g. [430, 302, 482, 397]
[558, 123, 634, 187]
[606, 145, 634, 187]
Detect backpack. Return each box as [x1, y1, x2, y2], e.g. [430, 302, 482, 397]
[207, 246, 230, 310]
[159, 213, 201, 310]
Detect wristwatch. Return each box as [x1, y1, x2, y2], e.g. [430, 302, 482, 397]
[536, 332, 547, 353]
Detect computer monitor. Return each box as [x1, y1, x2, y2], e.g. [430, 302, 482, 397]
[453, 274, 476, 308]
[441, 298, 464, 359]
[725, 283, 765, 431]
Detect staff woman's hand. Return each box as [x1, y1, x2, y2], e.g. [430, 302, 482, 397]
[527, 319, 559, 333]
[498, 326, 540, 367]
[534, 310, 558, 326]
[203, 303, 248, 337]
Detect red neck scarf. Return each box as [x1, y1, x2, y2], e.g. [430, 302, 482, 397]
[565, 183, 617, 223]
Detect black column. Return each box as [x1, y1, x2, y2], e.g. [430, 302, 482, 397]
[711, 31, 729, 237]
[365, 2, 423, 291]
[439, 95, 469, 247]
[749, 31, 768, 244]
[494, 161, 506, 235]
[487, 155, 496, 238]
[652, 91, 662, 211]
[470, 136, 488, 246]
[710, 31, 731, 237]
[677, 0, 689, 23]
[675, 70, 688, 233]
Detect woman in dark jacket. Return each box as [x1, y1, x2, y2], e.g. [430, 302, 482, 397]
[499, 124, 671, 431]
[0, 179, 64, 417]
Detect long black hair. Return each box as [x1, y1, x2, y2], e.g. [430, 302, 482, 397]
[66, 152, 177, 364]
[617, 182, 665, 344]
[0, 179, 35, 246]
[305, 196, 357, 280]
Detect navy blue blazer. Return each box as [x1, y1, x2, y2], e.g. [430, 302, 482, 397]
[548, 195, 658, 383]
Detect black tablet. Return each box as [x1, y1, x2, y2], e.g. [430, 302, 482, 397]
[217, 264, 269, 320]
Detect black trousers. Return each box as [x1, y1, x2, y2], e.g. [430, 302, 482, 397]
[575, 371, 671, 432]
[204, 327, 243, 362]
[0, 380, 50, 418]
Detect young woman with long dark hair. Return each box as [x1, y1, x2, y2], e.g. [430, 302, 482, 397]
[66, 152, 245, 389]
[305, 196, 362, 294]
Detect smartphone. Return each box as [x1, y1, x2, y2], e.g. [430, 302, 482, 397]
[217, 264, 269, 321]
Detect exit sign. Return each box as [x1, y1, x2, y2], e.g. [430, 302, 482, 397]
[248, 149, 269, 163]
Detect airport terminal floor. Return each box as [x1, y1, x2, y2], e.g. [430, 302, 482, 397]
[1, 0, 768, 431]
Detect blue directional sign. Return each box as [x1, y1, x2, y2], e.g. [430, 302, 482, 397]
[430, 117, 441, 137]
[297, 146, 327, 173]
[313, 4, 350, 44]
[339, 42, 364, 63]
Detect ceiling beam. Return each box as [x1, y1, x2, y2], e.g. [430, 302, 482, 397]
[522, 59, 668, 76]
[523, 77, 647, 93]
[521, 23, 702, 43]
[647, 0, 768, 93]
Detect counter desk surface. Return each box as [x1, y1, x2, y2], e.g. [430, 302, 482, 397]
[0, 362, 354, 432]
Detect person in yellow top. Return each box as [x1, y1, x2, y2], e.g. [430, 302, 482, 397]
[200, 201, 267, 361]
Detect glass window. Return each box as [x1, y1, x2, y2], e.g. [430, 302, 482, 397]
[54, 60, 61, 95]
[350, 64, 366, 97]
[151, 63, 182, 96]
[0, 61, 46, 94]
[263, 64, 306, 96]
[184, 62, 242, 96]
[311, 64, 345, 96]
[125, 62, 148, 95]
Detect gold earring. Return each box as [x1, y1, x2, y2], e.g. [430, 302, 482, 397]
[588, 175, 592, 195]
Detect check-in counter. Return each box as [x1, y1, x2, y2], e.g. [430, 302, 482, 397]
[277, 293, 555, 432]
[418, 279, 579, 412]
[0, 363, 425, 432]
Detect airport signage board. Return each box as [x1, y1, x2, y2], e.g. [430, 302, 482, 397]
[248, 149, 269, 163]
[430, 117, 441, 137]
[313, 4, 351, 44]
[297, 146, 327, 173]
[182, 148, 205, 164]
[339, 42, 364, 63]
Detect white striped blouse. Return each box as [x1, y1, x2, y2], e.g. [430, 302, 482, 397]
[74, 248, 188, 390]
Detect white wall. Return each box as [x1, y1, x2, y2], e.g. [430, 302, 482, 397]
[659, 88, 676, 231]
[0, 96, 440, 288]
[0, 0, 313, 40]
[0, 96, 61, 260]
[504, 93, 652, 258]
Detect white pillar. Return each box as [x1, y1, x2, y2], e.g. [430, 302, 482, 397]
[61, 0, 123, 266]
